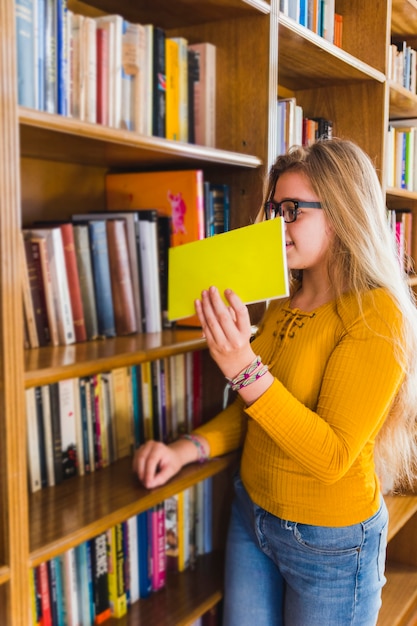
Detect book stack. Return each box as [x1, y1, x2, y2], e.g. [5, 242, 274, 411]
[279, 0, 343, 47]
[25, 352, 203, 493]
[30, 479, 213, 624]
[15, 1, 216, 146]
[277, 97, 333, 154]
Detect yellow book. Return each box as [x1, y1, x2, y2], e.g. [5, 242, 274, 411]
[168, 218, 289, 320]
[111, 367, 133, 459]
[107, 525, 127, 618]
[165, 38, 180, 141]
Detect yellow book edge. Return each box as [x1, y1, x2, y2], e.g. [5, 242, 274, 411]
[168, 218, 289, 321]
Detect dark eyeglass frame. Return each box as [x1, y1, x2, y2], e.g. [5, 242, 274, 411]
[264, 199, 322, 223]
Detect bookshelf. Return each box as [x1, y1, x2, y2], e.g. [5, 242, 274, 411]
[1, 0, 417, 624]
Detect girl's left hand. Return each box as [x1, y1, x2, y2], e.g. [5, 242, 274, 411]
[194, 286, 256, 380]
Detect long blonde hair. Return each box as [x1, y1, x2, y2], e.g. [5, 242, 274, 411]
[262, 138, 417, 492]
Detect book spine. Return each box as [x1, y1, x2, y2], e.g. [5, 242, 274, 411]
[127, 515, 139, 604]
[83, 17, 97, 124]
[88, 220, 116, 338]
[107, 525, 127, 618]
[16, 0, 36, 108]
[48, 382, 63, 485]
[137, 511, 151, 598]
[37, 562, 53, 626]
[152, 26, 166, 137]
[150, 503, 166, 590]
[165, 38, 179, 141]
[56, 0, 68, 115]
[58, 378, 78, 479]
[47, 228, 76, 345]
[44, 0, 57, 113]
[63, 549, 80, 626]
[30, 236, 59, 345]
[92, 532, 111, 624]
[73, 224, 99, 340]
[96, 27, 109, 125]
[172, 37, 188, 141]
[23, 235, 49, 345]
[106, 219, 137, 335]
[34, 385, 48, 489]
[60, 223, 87, 342]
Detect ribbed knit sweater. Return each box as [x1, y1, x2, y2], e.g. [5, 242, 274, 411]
[194, 288, 405, 526]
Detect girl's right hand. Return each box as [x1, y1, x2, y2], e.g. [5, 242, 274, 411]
[133, 440, 184, 489]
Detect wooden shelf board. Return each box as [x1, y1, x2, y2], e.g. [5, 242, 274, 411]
[389, 83, 417, 119]
[19, 108, 262, 170]
[24, 329, 206, 388]
[29, 454, 236, 567]
[387, 187, 417, 202]
[76, 0, 270, 29]
[278, 15, 385, 91]
[0, 565, 10, 585]
[107, 551, 223, 626]
[378, 561, 417, 626]
[391, 0, 417, 38]
[385, 494, 417, 542]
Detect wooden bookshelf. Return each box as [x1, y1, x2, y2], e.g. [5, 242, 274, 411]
[0, 0, 416, 624]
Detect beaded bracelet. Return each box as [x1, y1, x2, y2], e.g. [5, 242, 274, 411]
[180, 433, 208, 463]
[230, 363, 269, 392]
[226, 355, 262, 387]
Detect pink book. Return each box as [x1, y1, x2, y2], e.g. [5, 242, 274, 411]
[150, 502, 166, 591]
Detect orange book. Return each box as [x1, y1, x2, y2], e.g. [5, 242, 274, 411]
[105, 169, 205, 247]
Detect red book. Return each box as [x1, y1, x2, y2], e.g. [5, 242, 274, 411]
[37, 562, 53, 626]
[96, 27, 109, 125]
[60, 223, 87, 342]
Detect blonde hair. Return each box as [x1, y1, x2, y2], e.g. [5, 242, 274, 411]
[262, 138, 417, 492]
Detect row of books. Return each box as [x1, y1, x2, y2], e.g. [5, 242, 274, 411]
[16, 2, 216, 146]
[21, 169, 231, 347]
[388, 208, 413, 275]
[388, 40, 417, 94]
[386, 121, 417, 192]
[279, 0, 343, 47]
[31, 479, 213, 625]
[25, 352, 204, 493]
[278, 97, 333, 155]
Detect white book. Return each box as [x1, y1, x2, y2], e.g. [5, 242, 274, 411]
[59, 378, 78, 479]
[323, 0, 335, 43]
[30, 227, 75, 345]
[136, 212, 161, 333]
[72, 377, 84, 476]
[25, 387, 42, 493]
[62, 548, 80, 626]
[188, 42, 216, 147]
[82, 16, 97, 123]
[69, 13, 84, 119]
[95, 14, 123, 128]
[128, 515, 140, 604]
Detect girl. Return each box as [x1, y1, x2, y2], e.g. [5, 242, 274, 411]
[133, 139, 417, 625]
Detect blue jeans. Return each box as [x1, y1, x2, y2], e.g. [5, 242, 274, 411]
[223, 473, 388, 626]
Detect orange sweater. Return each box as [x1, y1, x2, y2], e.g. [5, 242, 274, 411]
[194, 289, 404, 526]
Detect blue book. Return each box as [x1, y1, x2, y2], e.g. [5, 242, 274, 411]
[137, 511, 151, 598]
[15, 0, 36, 108]
[44, 0, 57, 113]
[48, 557, 65, 626]
[79, 377, 91, 473]
[36, 0, 45, 110]
[56, 0, 68, 115]
[203, 477, 213, 554]
[88, 220, 116, 337]
[299, 0, 308, 26]
[75, 542, 93, 626]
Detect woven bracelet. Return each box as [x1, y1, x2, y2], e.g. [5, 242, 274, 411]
[180, 434, 208, 463]
[230, 363, 269, 392]
[226, 355, 262, 387]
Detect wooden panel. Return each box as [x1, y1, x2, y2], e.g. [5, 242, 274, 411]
[0, 0, 30, 624]
[390, 83, 417, 119]
[378, 562, 417, 626]
[391, 0, 417, 37]
[29, 454, 237, 566]
[385, 494, 417, 542]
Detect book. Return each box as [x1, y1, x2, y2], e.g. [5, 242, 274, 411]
[120, 20, 136, 131]
[96, 26, 109, 125]
[16, 0, 36, 108]
[60, 223, 87, 342]
[34, 386, 48, 489]
[27, 234, 60, 346]
[106, 168, 205, 248]
[91, 533, 111, 624]
[124, 22, 147, 134]
[75, 542, 93, 626]
[73, 223, 99, 340]
[30, 226, 75, 345]
[152, 26, 166, 137]
[165, 494, 180, 571]
[107, 524, 127, 618]
[149, 503, 166, 591]
[127, 515, 139, 604]
[168, 218, 289, 320]
[22, 234, 49, 346]
[41, 385, 55, 487]
[165, 37, 180, 141]
[62, 549, 80, 626]
[106, 219, 138, 335]
[44, 0, 57, 113]
[21, 233, 40, 348]
[88, 220, 116, 338]
[56, 0, 69, 116]
[170, 37, 188, 141]
[58, 378, 78, 479]
[37, 562, 53, 626]
[137, 511, 151, 599]
[49, 382, 64, 485]
[111, 367, 134, 459]
[187, 48, 199, 143]
[188, 43, 216, 147]
[137, 210, 162, 333]
[25, 387, 41, 492]
[95, 14, 123, 129]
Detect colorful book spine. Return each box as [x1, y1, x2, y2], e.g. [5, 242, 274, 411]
[88, 220, 116, 338]
[107, 524, 127, 618]
[150, 503, 166, 591]
[152, 26, 166, 137]
[92, 533, 111, 624]
[16, 0, 36, 108]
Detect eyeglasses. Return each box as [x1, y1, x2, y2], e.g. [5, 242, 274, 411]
[264, 199, 322, 223]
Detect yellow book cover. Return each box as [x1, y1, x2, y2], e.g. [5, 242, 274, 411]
[111, 367, 133, 459]
[168, 218, 289, 320]
[165, 38, 180, 141]
[105, 169, 205, 247]
[107, 525, 127, 618]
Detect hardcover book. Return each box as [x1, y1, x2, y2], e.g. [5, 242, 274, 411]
[168, 218, 289, 320]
